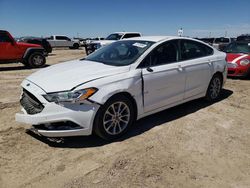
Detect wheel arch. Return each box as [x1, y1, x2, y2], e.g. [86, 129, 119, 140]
[102, 92, 138, 120]
[23, 47, 45, 59]
[212, 71, 223, 82]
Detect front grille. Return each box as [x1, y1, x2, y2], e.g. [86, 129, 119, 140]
[228, 70, 235, 74]
[20, 89, 44, 115]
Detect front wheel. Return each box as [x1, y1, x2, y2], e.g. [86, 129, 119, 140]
[206, 74, 222, 102]
[27, 52, 46, 68]
[93, 95, 135, 140]
[73, 43, 79, 49]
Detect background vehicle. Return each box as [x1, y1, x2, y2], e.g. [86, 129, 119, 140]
[224, 41, 250, 77]
[46, 35, 80, 49]
[80, 37, 105, 47]
[16, 36, 227, 140]
[213, 37, 234, 51]
[236, 34, 250, 42]
[85, 32, 141, 55]
[18, 37, 52, 54]
[198, 38, 214, 46]
[0, 30, 47, 68]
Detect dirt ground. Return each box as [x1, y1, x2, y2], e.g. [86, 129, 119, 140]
[0, 48, 249, 188]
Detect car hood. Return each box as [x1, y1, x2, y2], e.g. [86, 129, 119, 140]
[26, 59, 130, 93]
[226, 53, 249, 64]
[16, 42, 41, 48]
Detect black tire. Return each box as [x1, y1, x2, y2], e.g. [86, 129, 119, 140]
[27, 52, 46, 68]
[93, 95, 136, 140]
[21, 60, 29, 67]
[205, 74, 223, 102]
[73, 43, 79, 49]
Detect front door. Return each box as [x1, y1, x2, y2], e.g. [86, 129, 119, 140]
[0, 32, 18, 60]
[141, 40, 186, 112]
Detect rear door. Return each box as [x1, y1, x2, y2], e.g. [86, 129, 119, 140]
[140, 40, 186, 112]
[179, 39, 214, 99]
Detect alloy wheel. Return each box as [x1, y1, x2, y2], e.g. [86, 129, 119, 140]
[103, 102, 130, 135]
[32, 55, 44, 66]
[209, 77, 221, 99]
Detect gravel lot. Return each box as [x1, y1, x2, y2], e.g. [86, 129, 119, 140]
[0, 48, 249, 188]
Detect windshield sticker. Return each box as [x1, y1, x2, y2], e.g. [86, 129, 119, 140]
[133, 42, 147, 48]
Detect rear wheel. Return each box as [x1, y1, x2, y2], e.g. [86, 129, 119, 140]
[27, 52, 46, 68]
[206, 74, 222, 102]
[93, 95, 135, 140]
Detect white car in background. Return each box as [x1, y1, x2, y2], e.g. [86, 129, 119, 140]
[85, 32, 141, 54]
[16, 36, 227, 140]
[47, 35, 80, 49]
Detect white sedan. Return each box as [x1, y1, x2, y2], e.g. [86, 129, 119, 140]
[16, 36, 227, 140]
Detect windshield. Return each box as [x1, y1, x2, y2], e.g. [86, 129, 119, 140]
[106, 33, 123, 40]
[85, 40, 155, 66]
[224, 42, 250, 54]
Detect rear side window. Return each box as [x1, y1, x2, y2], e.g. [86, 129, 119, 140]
[55, 36, 70, 40]
[180, 40, 213, 61]
[0, 32, 12, 43]
[122, 33, 141, 39]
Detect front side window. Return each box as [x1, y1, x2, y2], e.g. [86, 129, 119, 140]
[139, 40, 178, 68]
[0, 32, 12, 43]
[180, 40, 213, 61]
[85, 40, 154, 66]
[122, 33, 141, 39]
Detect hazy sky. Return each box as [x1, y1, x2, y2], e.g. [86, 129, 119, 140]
[0, 0, 249, 38]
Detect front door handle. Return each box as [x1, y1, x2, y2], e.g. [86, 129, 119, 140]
[178, 65, 183, 71]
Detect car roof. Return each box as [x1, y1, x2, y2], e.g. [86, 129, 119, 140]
[122, 36, 197, 42]
[0, 30, 7, 33]
[113, 32, 141, 35]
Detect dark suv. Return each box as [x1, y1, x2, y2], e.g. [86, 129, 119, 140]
[18, 37, 52, 54]
[237, 34, 250, 42]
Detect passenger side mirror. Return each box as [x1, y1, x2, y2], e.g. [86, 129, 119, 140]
[146, 67, 153, 72]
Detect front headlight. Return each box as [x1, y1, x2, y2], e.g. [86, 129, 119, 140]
[43, 88, 98, 103]
[240, 59, 249, 66]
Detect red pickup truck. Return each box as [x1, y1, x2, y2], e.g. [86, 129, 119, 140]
[0, 30, 46, 68]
